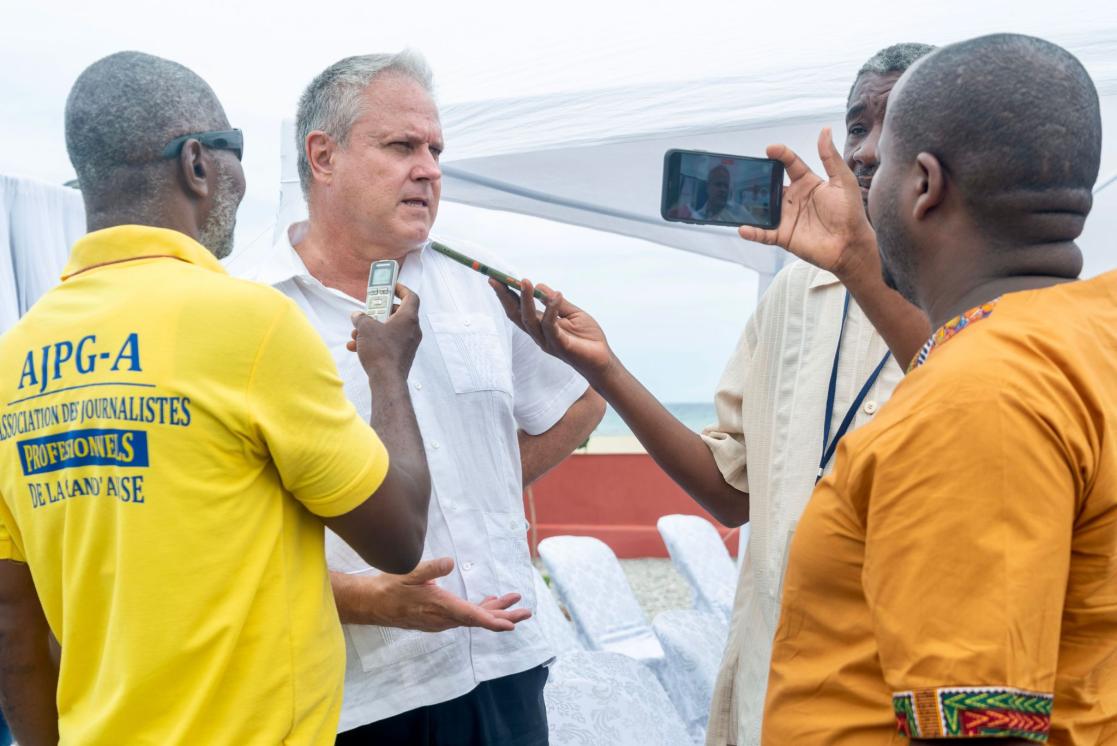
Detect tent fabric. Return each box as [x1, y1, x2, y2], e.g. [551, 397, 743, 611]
[6, 24, 1117, 318]
[0, 175, 84, 334]
[266, 30, 1117, 288]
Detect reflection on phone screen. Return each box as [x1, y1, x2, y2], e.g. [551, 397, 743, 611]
[665, 153, 776, 226]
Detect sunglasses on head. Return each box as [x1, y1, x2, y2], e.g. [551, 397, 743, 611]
[161, 129, 243, 161]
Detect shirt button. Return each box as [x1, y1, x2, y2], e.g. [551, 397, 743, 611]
[864, 400, 878, 415]
[431, 441, 440, 449]
[413, 381, 422, 390]
[509, 519, 518, 529]
[463, 319, 471, 327]
[462, 561, 475, 571]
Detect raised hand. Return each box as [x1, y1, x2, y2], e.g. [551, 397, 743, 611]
[740, 128, 879, 280]
[490, 278, 615, 381]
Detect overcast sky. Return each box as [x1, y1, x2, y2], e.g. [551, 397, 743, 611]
[4, 0, 1115, 402]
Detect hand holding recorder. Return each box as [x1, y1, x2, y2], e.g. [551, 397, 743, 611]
[348, 280, 423, 381]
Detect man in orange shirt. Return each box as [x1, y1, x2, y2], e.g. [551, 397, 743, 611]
[738, 33, 1115, 744]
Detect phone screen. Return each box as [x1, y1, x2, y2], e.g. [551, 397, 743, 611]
[370, 265, 394, 286]
[661, 150, 783, 229]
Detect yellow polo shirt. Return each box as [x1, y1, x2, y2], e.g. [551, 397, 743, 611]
[0, 226, 390, 745]
[763, 272, 1117, 745]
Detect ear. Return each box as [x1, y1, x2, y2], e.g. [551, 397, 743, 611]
[912, 152, 945, 220]
[176, 139, 212, 200]
[305, 131, 337, 188]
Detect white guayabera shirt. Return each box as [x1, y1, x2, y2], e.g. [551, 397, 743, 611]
[701, 260, 903, 746]
[232, 225, 588, 730]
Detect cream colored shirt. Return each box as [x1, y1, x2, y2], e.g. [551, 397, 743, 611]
[701, 259, 903, 746]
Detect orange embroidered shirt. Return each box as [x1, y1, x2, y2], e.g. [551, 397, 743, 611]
[763, 273, 1117, 745]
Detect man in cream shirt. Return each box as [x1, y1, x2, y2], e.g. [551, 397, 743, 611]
[491, 43, 935, 745]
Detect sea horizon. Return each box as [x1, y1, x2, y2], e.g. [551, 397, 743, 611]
[592, 402, 716, 438]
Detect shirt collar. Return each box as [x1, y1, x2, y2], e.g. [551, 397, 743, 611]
[61, 225, 226, 280]
[246, 221, 315, 287]
[908, 297, 1001, 371]
[245, 221, 431, 289]
[807, 268, 841, 289]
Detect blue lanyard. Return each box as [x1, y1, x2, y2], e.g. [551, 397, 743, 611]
[818, 292, 891, 482]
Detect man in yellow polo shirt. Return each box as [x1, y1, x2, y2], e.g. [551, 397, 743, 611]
[740, 34, 1116, 744]
[0, 52, 431, 745]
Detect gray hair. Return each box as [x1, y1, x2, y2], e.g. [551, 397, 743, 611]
[65, 51, 229, 205]
[848, 42, 937, 103]
[295, 50, 435, 196]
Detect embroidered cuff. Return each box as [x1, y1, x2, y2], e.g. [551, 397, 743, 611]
[893, 686, 1052, 742]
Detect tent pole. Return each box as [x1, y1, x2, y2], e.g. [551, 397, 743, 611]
[1095, 170, 1117, 195]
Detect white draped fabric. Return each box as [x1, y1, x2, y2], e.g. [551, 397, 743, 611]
[0, 175, 84, 334]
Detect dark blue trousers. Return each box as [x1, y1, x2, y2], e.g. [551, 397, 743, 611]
[336, 665, 549, 746]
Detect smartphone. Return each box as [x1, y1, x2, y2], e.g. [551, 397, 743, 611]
[661, 149, 784, 229]
[365, 259, 399, 322]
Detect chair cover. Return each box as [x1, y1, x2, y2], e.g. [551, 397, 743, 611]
[545, 650, 691, 746]
[652, 609, 730, 743]
[657, 514, 739, 622]
[532, 567, 582, 654]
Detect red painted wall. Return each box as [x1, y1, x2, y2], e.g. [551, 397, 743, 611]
[524, 452, 742, 558]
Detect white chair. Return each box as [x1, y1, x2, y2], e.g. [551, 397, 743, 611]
[538, 536, 700, 728]
[537, 536, 665, 666]
[532, 567, 582, 654]
[657, 514, 740, 623]
[545, 650, 691, 746]
[652, 609, 730, 744]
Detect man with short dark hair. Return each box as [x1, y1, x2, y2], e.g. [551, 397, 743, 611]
[0, 51, 431, 745]
[494, 43, 935, 746]
[748, 33, 1116, 744]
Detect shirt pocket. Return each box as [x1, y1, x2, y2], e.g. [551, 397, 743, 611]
[481, 510, 535, 601]
[427, 313, 513, 396]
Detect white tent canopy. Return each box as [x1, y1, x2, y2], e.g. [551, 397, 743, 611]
[258, 26, 1117, 291]
[5, 2, 1117, 376]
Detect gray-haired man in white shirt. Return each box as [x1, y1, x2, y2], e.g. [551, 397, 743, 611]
[232, 51, 604, 745]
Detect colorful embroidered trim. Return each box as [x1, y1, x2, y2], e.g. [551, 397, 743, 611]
[908, 298, 1000, 371]
[893, 686, 1052, 741]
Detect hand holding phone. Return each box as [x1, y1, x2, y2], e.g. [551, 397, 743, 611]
[737, 128, 877, 280]
[661, 149, 784, 229]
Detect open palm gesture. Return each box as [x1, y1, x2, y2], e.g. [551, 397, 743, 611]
[740, 128, 878, 278]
